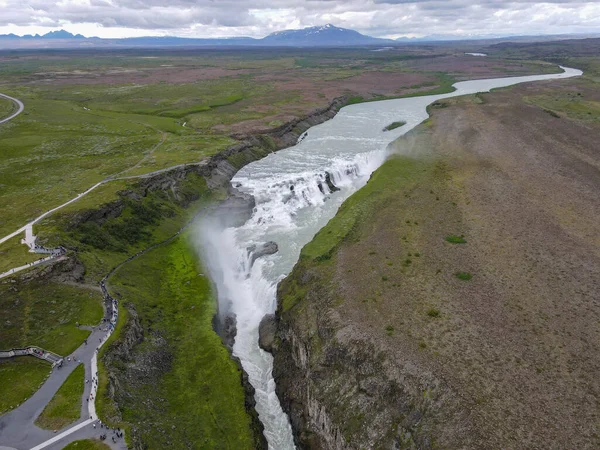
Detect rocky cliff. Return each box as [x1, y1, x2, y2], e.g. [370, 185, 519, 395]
[270, 259, 454, 449]
[269, 80, 600, 449]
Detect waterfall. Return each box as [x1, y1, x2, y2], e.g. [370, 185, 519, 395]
[193, 66, 582, 449]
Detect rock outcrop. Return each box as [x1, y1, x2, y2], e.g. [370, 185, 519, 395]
[258, 314, 277, 353]
[247, 241, 279, 266]
[102, 303, 144, 425]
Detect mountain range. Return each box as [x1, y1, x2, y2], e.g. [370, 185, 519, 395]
[0, 24, 598, 49]
[0, 24, 394, 49]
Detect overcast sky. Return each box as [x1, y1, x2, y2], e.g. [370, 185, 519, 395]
[1, 0, 599, 39]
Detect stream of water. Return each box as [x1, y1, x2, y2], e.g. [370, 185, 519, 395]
[195, 66, 581, 449]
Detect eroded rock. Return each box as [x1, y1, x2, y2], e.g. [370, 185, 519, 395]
[258, 314, 277, 353]
[247, 241, 279, 266]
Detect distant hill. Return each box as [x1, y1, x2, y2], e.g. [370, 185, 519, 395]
[0, 24, 395, 49]
[0, 25, 597, 49]
[396, 32, 600, 44]
[262, 24, 394, 46]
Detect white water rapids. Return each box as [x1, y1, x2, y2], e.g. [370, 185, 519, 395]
[195, 66, 581, 448]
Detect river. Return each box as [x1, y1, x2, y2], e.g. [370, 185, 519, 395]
[195, 66, 581, 449]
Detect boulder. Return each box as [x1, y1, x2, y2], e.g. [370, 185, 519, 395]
[247, 241, 279, 266]
[258, 314, 277, 353]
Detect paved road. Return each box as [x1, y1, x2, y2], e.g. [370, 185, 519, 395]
[0, 320, 124, 450]
[0, 93, 24, 125]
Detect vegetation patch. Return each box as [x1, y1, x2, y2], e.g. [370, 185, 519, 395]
[455, 272, 473, 281]
[0, 235, 41, 274]
[0, 281, 103, 355]
[63, 439, 111, 450]
[543, 108, 561, 118]
[35, 363, 84, 430]
[427, 308, 441, 318]
[383, 121, 407, 131]
[445, 235, 467, 244]
[0, 96, 16, 120]
[524, 92, 600, 122]
[0, 357, 51, 414]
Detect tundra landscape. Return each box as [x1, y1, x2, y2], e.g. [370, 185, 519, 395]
[0, 4, 599, 450]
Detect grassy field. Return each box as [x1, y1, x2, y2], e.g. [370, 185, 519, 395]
[0, 96, 16, 119]
[36, 172, 213, 282]
[63, 439, 111, 450]
[0, 84, 221, 237]
[523, 90, 600, 122]
[0, 280, 103, 355]
[0, 48, 557, 238]
[0, 235, 42, 273]
[0, 357, 51, 414]
[35, 363, 84, 430]
[98, 234, 259, 449]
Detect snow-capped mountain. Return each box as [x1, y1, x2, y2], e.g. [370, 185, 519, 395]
[262, 24, 394, 46]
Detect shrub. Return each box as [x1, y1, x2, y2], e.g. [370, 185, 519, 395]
[427, 308, 440, 318]
[445, 235, 467, 244]
[455, 272, 473, 281]
[383, 121, 406, 131]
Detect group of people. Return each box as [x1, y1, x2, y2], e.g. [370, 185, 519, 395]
[93, 420, 124, 443]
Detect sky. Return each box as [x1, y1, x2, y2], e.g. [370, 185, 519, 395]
[1, 0, 600, 39]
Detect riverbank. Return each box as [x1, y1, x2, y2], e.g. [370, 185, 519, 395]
[271, 76, 600, 448]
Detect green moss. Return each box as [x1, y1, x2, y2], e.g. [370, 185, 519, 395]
[35, 363, 84, 430]
[0, 357, 51, 414]
[281, 276, 309, 313]
[100, 235, 258, 449]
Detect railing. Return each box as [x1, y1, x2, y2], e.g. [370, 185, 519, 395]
[0, 346, 63, 366]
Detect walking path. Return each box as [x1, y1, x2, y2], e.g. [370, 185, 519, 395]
[1, 204, 210, 449]
[0, 347, 63, 366]
[0, 292, 125, 450]
[0, 255, 67, 281]
[0, 162, 207, 250]
[0, 92, 24, 125]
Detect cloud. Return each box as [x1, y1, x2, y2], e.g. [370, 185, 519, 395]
[0, 0, 599, 38]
